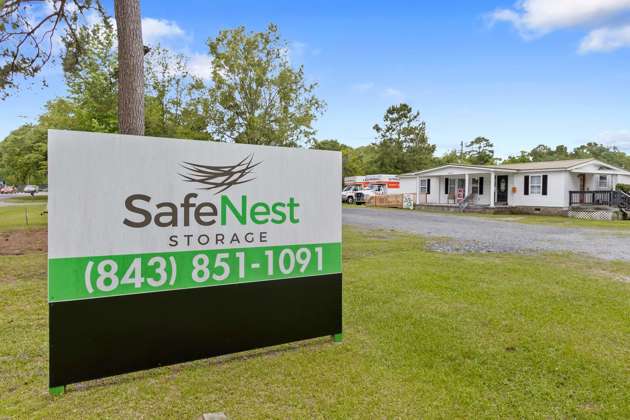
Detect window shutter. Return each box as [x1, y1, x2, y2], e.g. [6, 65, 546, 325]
[542, 174, 548, 195]
[479, 177, 484, 195]
[444, 178, 449, 194]
[524, 176, 529, 195]
[427, 179, 431, 194]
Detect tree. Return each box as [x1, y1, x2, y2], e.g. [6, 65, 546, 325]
[1, 0, 145, 135]
[311, 139, 345, 151]
[465, 136, 495, 165]
[36, 23, 209, 139]
[372, 104, 435, 173]
[438, 149, 463, 165]
[503, 151, 531, 163]
[501, 142, 630, 169]
[114, 0, 144, 134]
[572, 142, 630, 169]
[144, 45, 210, 139]
[0, 124, 47, 184]
[311, 139, 361, 179]
[206, 24, 325, 146]
[528, 144, 569, 161]
[40, 22, 118, 133]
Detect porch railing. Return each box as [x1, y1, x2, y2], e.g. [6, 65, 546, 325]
[569, 190, 625, 207]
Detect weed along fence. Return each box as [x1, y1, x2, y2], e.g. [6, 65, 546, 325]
[366, 193, 417, 208]
[47, 130, 342, 395]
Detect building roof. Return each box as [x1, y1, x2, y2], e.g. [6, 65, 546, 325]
[495, 158, 594, 170]
[401, 158, 630, 177]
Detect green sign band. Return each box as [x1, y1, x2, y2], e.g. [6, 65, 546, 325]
[48, 242, 341, 302]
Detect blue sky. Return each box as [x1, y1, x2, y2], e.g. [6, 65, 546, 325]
[2, 0, 630, 158]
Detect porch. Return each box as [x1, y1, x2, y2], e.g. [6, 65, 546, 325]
[569, 190, 626, 207]
[569, 190, 630, 220]
[413, 170, 515, 208]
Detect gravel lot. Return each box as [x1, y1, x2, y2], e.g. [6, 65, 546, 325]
[0, 193, 47, 206]
[343, 207, 630, 261]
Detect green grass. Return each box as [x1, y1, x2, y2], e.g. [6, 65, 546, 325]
[486, 213, 630, 230]
[1, 227, 630, 418]
[5, 195, 48, 204]
[0, 204, 47, 230]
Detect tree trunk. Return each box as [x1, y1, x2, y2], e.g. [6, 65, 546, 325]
[115, 0, 145, 135]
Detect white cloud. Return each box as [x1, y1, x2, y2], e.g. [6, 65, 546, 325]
[488, 0, 630, 53]
[383, 88, 404, 100]
[579, 24, 630, 52]
[141, 18, 186, 45]
[597, 130, 630, 151]
[187, 53, 213, 80]
[488, 0, 630, 36]
[352, 82, 374, 92]
[290, 41, 307, 57]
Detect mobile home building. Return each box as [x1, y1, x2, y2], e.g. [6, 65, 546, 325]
[399, 158, 630, 217]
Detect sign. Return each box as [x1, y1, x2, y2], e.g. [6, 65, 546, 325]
[402, 193, 414, 209]
[456, 188, 465, 203]
[48, 130, 342, 392]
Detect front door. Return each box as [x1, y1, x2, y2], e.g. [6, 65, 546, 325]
[496, 175, 508, 204]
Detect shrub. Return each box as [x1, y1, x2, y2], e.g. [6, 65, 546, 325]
[616, 183, 630, 194]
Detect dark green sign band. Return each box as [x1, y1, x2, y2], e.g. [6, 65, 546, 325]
[48, 242, 341, 302]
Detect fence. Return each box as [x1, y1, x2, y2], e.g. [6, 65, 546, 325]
[366, 193, 417, 208]
[569, 190, 626, 207]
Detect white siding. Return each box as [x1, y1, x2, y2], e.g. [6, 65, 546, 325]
[510, 171, 570, 208]
[399, 177, 417, 194]
[615, 174, 630, 186]
[421, 177, 440, 204]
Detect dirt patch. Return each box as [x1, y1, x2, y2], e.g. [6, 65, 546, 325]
[0, 229, 47, 255]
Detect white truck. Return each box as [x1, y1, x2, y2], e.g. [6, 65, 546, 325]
[342, 184, 364, 204]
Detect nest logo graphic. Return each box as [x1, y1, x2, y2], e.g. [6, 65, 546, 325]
[179, 154, 261, 194]
[123, 153, 301, 229]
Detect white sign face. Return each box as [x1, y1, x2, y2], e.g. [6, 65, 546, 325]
[48, 130, 342, 302]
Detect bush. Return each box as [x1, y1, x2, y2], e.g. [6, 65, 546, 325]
[616, 183, 630, 194]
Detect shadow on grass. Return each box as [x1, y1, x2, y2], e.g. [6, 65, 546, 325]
[71, 337, 332, 393]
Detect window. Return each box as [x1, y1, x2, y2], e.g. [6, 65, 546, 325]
[598, 175, 608, 189]
[530, 175, 542, 195]
[472, 177, 479, 194]
[420, 179, 428, 193]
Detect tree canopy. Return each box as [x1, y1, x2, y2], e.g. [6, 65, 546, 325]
[205, 24, 325, 146]
[465, 136, 495, 165]
[371, 103, 436, 174]
[0, 124, 47, 185]
[504, 142, 630, 169]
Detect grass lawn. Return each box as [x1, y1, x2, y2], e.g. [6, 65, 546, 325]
[0, 204, 47, 230]
[1, 223, 630, 417]
[407, 206, 630, 231]
[486, 213, 630, 230]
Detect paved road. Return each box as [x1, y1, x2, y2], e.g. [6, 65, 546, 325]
[343, 207, 630, 261]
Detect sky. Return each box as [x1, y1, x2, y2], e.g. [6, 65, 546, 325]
[2, 0, 630, 158]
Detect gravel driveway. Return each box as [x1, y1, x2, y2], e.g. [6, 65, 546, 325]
[343, 207, 630, 261]
[0, 193, 47, 206]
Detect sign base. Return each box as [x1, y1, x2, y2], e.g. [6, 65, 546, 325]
[49, 386, 65, 396]
[50, 273, 342, 388]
